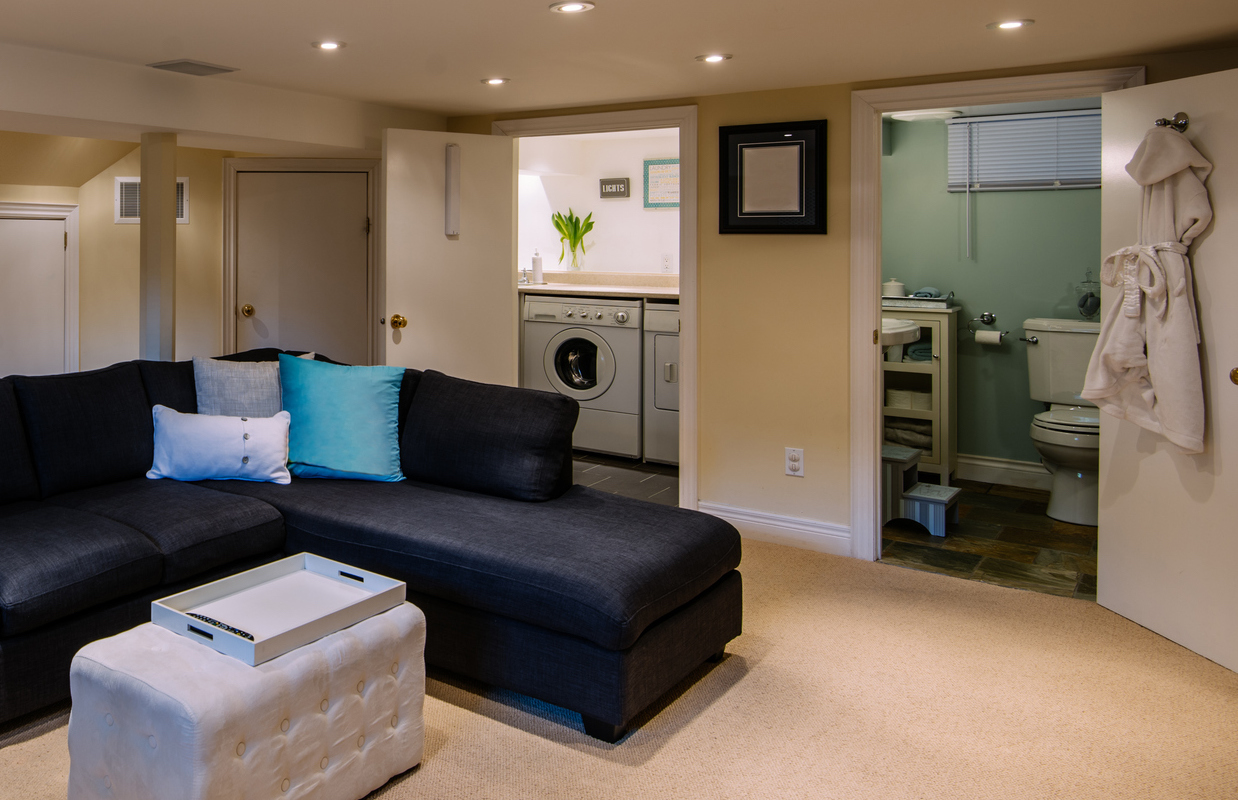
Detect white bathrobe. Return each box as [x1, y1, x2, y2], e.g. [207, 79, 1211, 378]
[1081, 127, 1213, 453]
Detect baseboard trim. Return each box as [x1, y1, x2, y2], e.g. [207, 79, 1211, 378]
[697, 502, 852, 556]
[955, 454, 1051, 491]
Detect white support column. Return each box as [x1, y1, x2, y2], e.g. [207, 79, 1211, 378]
[139, 132, 177, 361]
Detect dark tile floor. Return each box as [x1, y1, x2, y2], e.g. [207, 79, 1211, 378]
[572, 450, 679, 506]
[881, 479, 1098, 601]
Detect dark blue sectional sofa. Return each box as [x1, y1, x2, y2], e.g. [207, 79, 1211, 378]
[0, 351, 742, 742]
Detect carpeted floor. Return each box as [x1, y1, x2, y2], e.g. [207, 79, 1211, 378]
[4, 539, 1237, 799]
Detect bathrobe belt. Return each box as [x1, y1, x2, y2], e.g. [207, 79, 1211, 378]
[1100, 242, 1188, 321]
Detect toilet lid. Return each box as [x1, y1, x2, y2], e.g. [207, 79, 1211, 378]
[1033, 407, 1100, 434]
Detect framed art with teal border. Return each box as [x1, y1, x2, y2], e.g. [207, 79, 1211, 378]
[643, 159, 679, 208]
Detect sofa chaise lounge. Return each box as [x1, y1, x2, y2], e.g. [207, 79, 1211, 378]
[0, 350, 742, 742]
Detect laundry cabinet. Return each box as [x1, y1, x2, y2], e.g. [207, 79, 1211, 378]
[881, 307, 958, 485]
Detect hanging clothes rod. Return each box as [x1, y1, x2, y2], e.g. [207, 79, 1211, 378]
[1154, 112, 1190, 132]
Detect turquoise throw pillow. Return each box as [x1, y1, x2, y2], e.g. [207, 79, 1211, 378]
[278, 354, 405, 481]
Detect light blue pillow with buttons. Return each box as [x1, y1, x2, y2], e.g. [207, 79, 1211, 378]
[278, 354, 405, 482]
[146, 405, 291, 484]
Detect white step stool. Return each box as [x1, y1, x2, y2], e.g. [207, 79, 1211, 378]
[901, 483, 962, 537]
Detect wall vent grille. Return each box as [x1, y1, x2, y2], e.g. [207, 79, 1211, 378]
[115, 178, 190, 224]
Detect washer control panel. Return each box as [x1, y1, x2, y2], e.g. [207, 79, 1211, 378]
[525, 297, 642, 328]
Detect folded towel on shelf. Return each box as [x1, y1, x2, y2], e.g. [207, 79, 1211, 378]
[905, 342, 934, 361]
[885, 427, 933, 449]
[911, 287, 942, 298]
[885, 417, 932, 434]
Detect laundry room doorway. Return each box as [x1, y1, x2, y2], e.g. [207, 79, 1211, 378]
[494, 107, 700, 508]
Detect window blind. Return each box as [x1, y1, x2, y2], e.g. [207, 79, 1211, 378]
[947, 110, 1100, 192]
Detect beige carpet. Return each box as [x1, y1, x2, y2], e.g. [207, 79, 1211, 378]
[4, 540, 1237, 799]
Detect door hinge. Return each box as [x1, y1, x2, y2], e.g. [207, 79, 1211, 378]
[365, 217, 372, 235]
[873, 329, 879, 345]
[64, 232, 68, 249]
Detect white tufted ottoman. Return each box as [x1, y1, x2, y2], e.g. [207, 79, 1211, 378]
[66, 602, 425, 800]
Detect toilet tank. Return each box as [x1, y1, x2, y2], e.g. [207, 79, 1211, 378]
[1023, 318, 1101, 405]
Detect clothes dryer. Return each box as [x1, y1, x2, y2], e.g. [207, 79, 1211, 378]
[521, 296, 642, 457]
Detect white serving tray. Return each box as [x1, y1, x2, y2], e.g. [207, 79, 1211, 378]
[152, 553, 406, 666]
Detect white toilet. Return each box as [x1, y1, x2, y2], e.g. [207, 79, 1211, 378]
[1023, 318, 1102, 526]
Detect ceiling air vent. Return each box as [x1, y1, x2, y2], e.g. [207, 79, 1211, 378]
[115, 177, 190, 224]
[147, 59, 238, 77]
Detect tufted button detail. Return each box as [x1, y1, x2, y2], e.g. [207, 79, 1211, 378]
[320, 699, 329, 712]
[357, 680, 365, 694]
[236, 742, 246, 757]
[391, 715, 398, 728]
[104, 713, 114, 727]
[320, 756, 329, 770]
[281, 719, 290, 733]
[281, 778, 290, 793]
[357, 734, 365, 748]
[103, 776, 111, 789]
[148, 735, 157, 749]
[391, 662, 399, 675]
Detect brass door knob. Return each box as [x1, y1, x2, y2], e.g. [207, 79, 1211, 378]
[240, 304, 255, 317]
[1231, 367, 1238, 386]
[390, 314, 408, 329]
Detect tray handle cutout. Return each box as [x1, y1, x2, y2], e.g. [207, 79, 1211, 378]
[187, 625, 214, 640]
[339, 570, 365, 583]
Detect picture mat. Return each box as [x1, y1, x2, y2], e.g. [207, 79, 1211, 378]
[740, 144, 804, 214]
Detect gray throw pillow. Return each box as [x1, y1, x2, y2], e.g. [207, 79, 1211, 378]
[193, 357, 282, 417]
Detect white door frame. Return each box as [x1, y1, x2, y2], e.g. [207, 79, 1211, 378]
[848, 67, 1144, 561]
[223, 158, 380, 360]
[493, 106, 700, 509]
[0, 202, 80, 373]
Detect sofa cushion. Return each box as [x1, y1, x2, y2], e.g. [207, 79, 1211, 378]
[147, 405, 292, 485]
[279, 355, 405, 482]
[400, 370, 578, 502]
[136, 360, 197, 413]
[194, 357, 283, 418]
[200, 479, 741, 651]
[48, 478, 284, 585]
[12, 363, 154, 497]
[0, 505, 163, 636]
[0, 378, 40, 504]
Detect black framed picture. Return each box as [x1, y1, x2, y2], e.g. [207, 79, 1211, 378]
[719, 119, 827, 234]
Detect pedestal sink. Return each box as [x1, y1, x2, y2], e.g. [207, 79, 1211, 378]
[881, 318, 920, 353]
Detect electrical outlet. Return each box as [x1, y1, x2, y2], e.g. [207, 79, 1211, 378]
[661, 254, 673, 272]
[785, 447, 804, 477]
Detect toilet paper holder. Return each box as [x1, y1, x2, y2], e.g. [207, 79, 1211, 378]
[967, 312, 1009, 341]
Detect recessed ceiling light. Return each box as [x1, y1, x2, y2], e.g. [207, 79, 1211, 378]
[986, 19, 1034, 29]
[549, 2, 595, 12]
[695, 54, 732, 63]
[482, 78, 510, 85]
[312, 41, 345, 50]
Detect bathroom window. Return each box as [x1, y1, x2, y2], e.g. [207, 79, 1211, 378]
[947, 110, 1100, 192]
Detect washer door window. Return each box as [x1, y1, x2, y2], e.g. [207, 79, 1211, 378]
[543, 328, 615, 401]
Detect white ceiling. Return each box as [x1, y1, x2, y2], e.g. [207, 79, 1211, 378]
[2, 0, 1237, 117]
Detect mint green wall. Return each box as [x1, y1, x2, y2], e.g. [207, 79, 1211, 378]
[881, 119, 1100, 464]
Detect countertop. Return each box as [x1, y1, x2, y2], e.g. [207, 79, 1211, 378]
[519, 283, 679, 300]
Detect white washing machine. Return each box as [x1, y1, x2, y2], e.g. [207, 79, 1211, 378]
[521, 296, 643, 458]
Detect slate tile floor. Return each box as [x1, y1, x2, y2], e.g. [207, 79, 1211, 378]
[573, 451, 679, 506]
[882, 479, 1098, 601]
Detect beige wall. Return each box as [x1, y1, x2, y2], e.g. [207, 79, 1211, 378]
[449, 45, 1238, 529]
[0, 185, 79, 205]
[77, 146, 257, 370]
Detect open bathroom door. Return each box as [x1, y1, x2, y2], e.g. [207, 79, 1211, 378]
[1098, 67, 1238, 672]
[381, 129, 518, 385]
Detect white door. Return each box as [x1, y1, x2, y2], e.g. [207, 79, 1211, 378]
[1099, 67, 1238, 671]
[383, 129, 516, 385]
[235, 171, 371, 365]
[0, 218, 66, 377]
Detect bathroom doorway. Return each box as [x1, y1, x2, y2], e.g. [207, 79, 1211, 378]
[851, 68, 1145, 596]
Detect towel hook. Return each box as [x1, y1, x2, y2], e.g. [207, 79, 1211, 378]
[1154, 112, 1189, 133]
